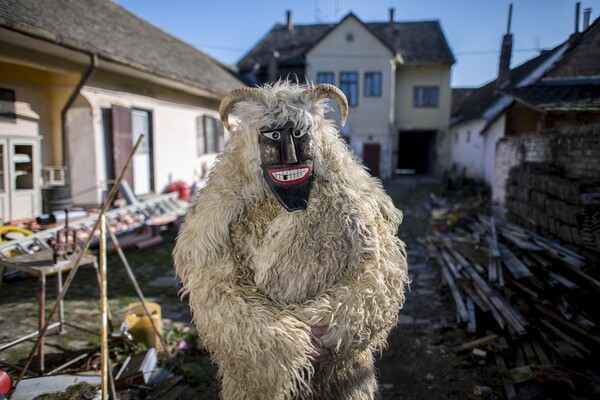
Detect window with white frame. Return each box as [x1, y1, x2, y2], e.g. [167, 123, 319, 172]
[413, 86, 439, 108]
[197, 115, 224, 155]
[316, 72, 334, 85]
[364, 72, 382, 97]
[340, 72, 358, 107]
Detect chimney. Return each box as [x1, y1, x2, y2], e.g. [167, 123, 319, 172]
[286, 10, 293, 30]
[389, 8, 395, 26]
[268, 50, 280, 83]
[583, 7, 592, 30]
[497, 4, 513, 88]
[575, 2, 581, 33]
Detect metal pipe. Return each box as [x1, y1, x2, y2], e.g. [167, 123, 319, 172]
[61, 53, 98, 167]
[575, 2, 581, 33]
[46, 346, 100, 376]
[583, 8, 592, 30]
[0, 322, 61, 351]
[100, 214, 108, 400]
[15, 135, 145, 386]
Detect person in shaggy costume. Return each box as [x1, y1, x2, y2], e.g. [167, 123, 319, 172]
[173, 81, 409, 400]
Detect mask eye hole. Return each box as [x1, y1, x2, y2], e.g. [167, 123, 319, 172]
[293, 130, 306, 138]
[262, 131, 281, 140]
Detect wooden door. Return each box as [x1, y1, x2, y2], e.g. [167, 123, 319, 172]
[362, 143, 381, 177]
[111, 106, 134, 189]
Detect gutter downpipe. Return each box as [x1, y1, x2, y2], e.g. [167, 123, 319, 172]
[61, 53, 98, 169]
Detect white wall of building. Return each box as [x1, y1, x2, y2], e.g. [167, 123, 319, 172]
[71, 86, 221, 206]
[449, 119, 485, 179]
[449, 114, 506, 190]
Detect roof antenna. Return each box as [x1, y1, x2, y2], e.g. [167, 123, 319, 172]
[506, 3, 513, 33]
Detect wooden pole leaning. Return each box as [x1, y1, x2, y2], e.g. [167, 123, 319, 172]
[107, 227, 168, 351]
[15, 135, 145, 388]
[100, 213, 108, 400]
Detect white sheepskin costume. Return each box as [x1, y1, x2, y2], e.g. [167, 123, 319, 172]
[173, 81, 409, 400]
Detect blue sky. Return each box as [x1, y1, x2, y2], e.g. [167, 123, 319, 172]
[115, 0, 599, 88]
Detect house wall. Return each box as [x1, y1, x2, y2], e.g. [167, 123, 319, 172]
[0, 62, 47, 140]
[0, 61, 54, 219]
[67, 95, 101, 206]
[395, 65, 452, 175]
[0, 61, 79, 167]
[483, 116, 505, 187]
[77, 84, 222, 206]
[395, 65, 451, 130]
[449, 119, 485, 179]
[449, 114, 506, 190]
[306, 16, 395, 178]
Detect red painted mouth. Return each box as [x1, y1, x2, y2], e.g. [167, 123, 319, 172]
[267, 165, 312, 186]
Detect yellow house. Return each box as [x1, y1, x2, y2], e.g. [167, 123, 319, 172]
[237, 10, 455, 178]
[0, 0, 244, 222]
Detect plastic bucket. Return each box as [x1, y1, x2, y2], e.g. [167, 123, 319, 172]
[124, 302, 162, 348]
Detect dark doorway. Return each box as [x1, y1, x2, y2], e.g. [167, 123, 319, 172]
[363, 143, 381, 177]
[397, 130, 436, 174]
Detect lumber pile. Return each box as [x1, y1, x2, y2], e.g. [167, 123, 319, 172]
[425, 197, 600, 398]
[505, 162, 600, 253]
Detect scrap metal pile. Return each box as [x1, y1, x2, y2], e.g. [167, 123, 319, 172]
[424, 196, 600, 399]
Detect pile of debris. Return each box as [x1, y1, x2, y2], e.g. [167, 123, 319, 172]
[424, 196, 600, 399]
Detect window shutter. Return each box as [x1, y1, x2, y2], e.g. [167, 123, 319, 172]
[217, 119, 225, 151]
[111, 105, 133, 188]
[196, 116, 205, 155]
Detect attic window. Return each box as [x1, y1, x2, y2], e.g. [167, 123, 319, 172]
[0, 88, 16, 122]
[346, 32, 354, 42]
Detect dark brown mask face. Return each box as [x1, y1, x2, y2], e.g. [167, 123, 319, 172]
[259, 121, 315, 212]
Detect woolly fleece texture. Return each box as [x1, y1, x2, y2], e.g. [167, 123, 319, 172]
[173, 81, 409, 400]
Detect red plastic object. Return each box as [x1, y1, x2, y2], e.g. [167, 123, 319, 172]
[165, 181, 190, 201]
[0, 369, 11, 395]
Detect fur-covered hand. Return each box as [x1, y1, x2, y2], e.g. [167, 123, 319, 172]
[309, 326, 332, 364]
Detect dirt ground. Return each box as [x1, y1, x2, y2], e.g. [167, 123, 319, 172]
[0, 175, 498, 399]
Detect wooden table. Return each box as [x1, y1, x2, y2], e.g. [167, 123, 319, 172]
[0, 249, 99, 373]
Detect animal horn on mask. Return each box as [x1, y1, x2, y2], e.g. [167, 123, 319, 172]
[219, 87, 265, 131]
[303, 84, 349, 127]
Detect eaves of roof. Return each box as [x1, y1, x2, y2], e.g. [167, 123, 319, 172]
[501, 79, 600, 113]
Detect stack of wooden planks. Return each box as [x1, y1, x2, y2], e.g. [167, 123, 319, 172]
[505, 162, 600, 252]
[425, 197, 600, 399]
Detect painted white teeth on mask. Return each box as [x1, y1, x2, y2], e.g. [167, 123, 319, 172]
[273, 167, 309, 181]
